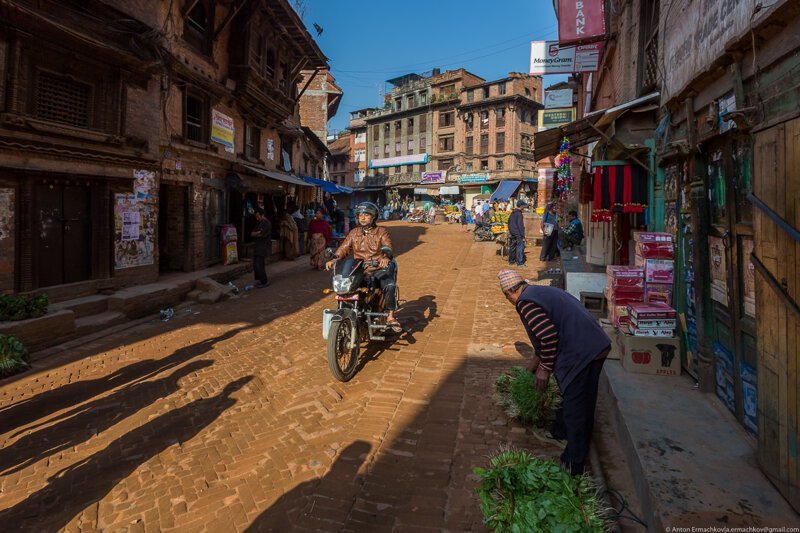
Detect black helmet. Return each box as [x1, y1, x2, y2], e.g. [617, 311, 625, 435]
[355, 202, 379, 225]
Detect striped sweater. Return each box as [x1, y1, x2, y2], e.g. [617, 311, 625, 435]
[515, 300, 559, 371]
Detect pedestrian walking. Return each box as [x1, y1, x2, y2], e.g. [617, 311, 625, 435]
[508, 199, 527, 266]
[497, 269, 611, 476]
[539, 203, 560, 262]
[279, 209, 298, 261]
[251, 208, 272, 288]
[291, 204, 307, 256]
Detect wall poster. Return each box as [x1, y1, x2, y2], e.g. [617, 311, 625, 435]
[741, 237, 756, 318]
[709, 235, 728, 306]
[115, 170, 157, 269]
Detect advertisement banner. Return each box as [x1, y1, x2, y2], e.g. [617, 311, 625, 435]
[420, 171, 446, 184]
[557, 0, 606, 44]
[537, 108, 576, 130]
[211, 110, 235, 153]
[544, 88, 574, 108]
[530, 41, 602, 75]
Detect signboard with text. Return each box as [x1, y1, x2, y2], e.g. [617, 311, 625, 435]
[538, 108, 576, 130]
[369, 153, 428, 169]
[661, 0, 759, 102]
[459, 174, 488, 184]
[211, 110, 235, 153]
[544, 88, 574, 109]
[557, 0, 606, 44]
[420, 171, 446, 184]
[530, 41, 602, 75]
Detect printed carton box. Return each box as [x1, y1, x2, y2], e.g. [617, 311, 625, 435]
[634, 255, 675, 284]
[617, 332, 681, 377]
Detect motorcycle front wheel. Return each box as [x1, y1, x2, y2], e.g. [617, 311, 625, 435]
[327, 317, 360, 382]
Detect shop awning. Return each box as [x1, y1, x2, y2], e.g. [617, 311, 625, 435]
[533, 92, 661, 161]
[490, 180, 521, 202]
[302, 175, 353, 194]
[241, 164, 311, 187]
[225, 172, 279, 194]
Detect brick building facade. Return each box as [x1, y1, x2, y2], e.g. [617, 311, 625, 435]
[0, 0, 330, 296]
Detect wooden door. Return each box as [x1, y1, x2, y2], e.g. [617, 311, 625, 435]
[706, 137, 758, 434]
[35, 183, 64, 288]
[34, 183, 92, 288]
[753, 119, 800, 510]
[62, 185, 91, 283]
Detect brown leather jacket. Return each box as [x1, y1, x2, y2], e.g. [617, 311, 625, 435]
[334, 225, 393, 273]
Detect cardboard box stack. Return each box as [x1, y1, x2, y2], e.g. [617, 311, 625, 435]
[633, 232, 675, 305]
[605, 265, 645, 327]
[627, 302, 677, 337]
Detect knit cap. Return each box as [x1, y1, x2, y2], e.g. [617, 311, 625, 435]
[497, 269, 525, 293]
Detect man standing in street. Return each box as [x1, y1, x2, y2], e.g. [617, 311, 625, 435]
[251, 208, 272, 288]
[498, 269, 611, 476]
[508, 199, 527, 266]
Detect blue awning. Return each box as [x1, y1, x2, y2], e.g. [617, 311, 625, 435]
[490, 180, 521, 202]
[302, 176, 353, 194]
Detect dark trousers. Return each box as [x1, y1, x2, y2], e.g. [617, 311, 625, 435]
[372, 261, 398, 311]
[254, 254, 268, 284]
[552, 357, 606, 476]
[539, 233, 560, 261]
[509, 235, 525, 265]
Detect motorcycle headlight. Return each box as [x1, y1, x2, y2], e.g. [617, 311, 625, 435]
[333, 276, 354, 293]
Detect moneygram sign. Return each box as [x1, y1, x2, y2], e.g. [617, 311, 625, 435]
[558, 0, 606, 44]
[530, 41, 602, 75]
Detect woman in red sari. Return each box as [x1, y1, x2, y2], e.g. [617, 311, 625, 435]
[308, 209, 332, 270]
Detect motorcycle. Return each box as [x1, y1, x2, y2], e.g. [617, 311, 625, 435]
[473, 221, 495, 242]
[322, 254, 399, 381]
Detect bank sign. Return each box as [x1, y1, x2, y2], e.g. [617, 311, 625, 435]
[538, 108, 576, 130]
[557, 0, 606, 44]
[530, 41, 602, 75]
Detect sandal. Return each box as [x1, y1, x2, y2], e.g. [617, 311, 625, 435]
[386, 318, 402, 332]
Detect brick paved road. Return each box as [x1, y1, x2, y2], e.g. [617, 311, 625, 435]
[0, 222, 560, 532]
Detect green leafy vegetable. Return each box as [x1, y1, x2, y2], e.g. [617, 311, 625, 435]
[495, 366, 560, 428]
[0, 334, 30, 377]
[475, 448, 607, 532]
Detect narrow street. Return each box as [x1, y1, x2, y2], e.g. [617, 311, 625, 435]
[0, 221, 558, 531]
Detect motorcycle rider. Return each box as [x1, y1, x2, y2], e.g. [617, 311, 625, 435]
[325, 202, 400, 329]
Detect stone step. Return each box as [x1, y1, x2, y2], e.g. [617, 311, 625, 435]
[74, 311, 127, 337]
[50, 294, 110, 318]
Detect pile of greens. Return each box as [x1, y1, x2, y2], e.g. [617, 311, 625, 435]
[475, 448, 606, 532]
[0, 294, 49, 321]
[495, 366, 560, 428]
[0, 334, 29, 377]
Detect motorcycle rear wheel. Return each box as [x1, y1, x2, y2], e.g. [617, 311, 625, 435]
[327, 317, 360, 382]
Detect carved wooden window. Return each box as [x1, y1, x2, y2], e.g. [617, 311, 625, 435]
[35, 70, 93, 128]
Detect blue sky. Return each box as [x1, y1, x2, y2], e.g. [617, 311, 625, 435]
[298, 0, 565, 133]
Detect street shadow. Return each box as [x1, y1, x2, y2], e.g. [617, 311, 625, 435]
[397, 294, 438, 346]
[514, 341, 534, 358]
[0, 327, 248, 437]
[3, 224, 430, 389]
[0, 359, 214, 475]
[354, 294, 439, 373]
[244, 441, 371, 532]
[0, 376, 253, 531]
